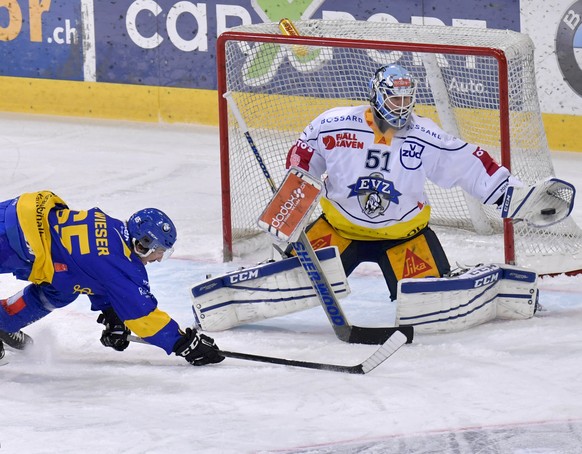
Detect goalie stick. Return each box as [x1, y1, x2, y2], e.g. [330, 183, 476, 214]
[128, 331, 407, 374]
[223, 91, 413, 345]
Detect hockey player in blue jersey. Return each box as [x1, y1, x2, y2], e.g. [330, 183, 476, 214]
[0, 190, 224, 367]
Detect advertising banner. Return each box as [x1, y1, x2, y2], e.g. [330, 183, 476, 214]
[90, 0, 520, 90]
[0, 1, 520, 88]
[0, 0, 580, 143]
[0, 0, 84, 80]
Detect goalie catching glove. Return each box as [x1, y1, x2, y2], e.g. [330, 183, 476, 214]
[97, 308, 131, 352]
[500, 178, 575, 227]
[173, 328, 225, 366]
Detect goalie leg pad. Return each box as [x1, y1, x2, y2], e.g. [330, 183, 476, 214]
[396, 264, 537, 334]
[496, 267, 539, 320]
[191, 246, 350, 331]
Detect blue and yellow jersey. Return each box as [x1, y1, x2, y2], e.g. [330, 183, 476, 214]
[14, 191, 181, 354]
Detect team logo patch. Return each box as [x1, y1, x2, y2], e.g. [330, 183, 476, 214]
[73, 285, 94, 295]
[347, 172, 401, 218]
[54, 263, 68, 272]
[399, 140, 425, 170]
[556, 0, 582, 96]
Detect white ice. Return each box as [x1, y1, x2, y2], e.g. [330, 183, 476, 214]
[1, 113, 582, 454]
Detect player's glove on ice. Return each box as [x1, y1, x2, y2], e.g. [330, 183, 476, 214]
[173, 328, 225, 366]
[97, 308, 131, 352]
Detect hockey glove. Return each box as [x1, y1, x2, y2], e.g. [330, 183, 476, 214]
[97, 308, 131, 352]
[500, 178, 575, 228]
[173, 328, 225, 366]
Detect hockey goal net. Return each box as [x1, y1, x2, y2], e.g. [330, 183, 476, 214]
[217, 20, 582, 275]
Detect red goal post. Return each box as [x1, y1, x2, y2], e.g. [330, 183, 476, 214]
[217, 20, 582, 275]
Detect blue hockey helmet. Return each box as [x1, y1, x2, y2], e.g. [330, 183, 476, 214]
[369, 64, 417, 129]
[127, 208, 177, 260]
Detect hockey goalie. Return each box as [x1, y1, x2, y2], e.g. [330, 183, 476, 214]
[192, 166, 570, 335]
[196, 64, 575, 335]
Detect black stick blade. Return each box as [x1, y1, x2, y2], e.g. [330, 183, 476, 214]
[347, 325, 414, 345]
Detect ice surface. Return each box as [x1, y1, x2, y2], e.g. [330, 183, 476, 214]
[1, 113, 582, 453]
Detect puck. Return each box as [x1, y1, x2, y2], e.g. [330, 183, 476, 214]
[541, 208, 556, 215]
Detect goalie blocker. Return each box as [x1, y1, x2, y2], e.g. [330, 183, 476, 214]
[396, 263, 539, 333]
[257, 166, 322, 242]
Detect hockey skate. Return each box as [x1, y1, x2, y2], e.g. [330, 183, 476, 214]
[0, 340, 4, 361]
[0, 330, 34, 350]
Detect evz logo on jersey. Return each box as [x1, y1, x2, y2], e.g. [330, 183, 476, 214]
[347, 173, 401, 218]
[400, 140, 425, 170]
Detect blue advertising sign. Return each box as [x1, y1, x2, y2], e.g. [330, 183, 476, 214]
[93, 0, 264, 88]
[0, 0, 84, 80]
[93, 0, 521, 89]
[1, 0, 521, 88]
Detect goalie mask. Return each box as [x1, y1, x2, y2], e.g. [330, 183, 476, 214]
[369, 64, 417, 129]
[127, 208, 177, 261]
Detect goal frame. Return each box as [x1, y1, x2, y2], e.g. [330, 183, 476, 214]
[217, 30, 515, 263]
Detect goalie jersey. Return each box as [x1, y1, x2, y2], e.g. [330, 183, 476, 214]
[286, 105, 512, 240]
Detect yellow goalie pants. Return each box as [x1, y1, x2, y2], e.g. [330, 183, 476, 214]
[299, 215, 451, 301]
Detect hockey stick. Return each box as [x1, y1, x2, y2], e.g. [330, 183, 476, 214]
[128, 331, 407, 374]
[290, 236, 413, 344]
[223, 92, 413, 345]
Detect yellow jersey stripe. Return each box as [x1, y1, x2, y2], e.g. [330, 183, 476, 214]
[125, 308, 173, 338]
[321, 198, 431, 240]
